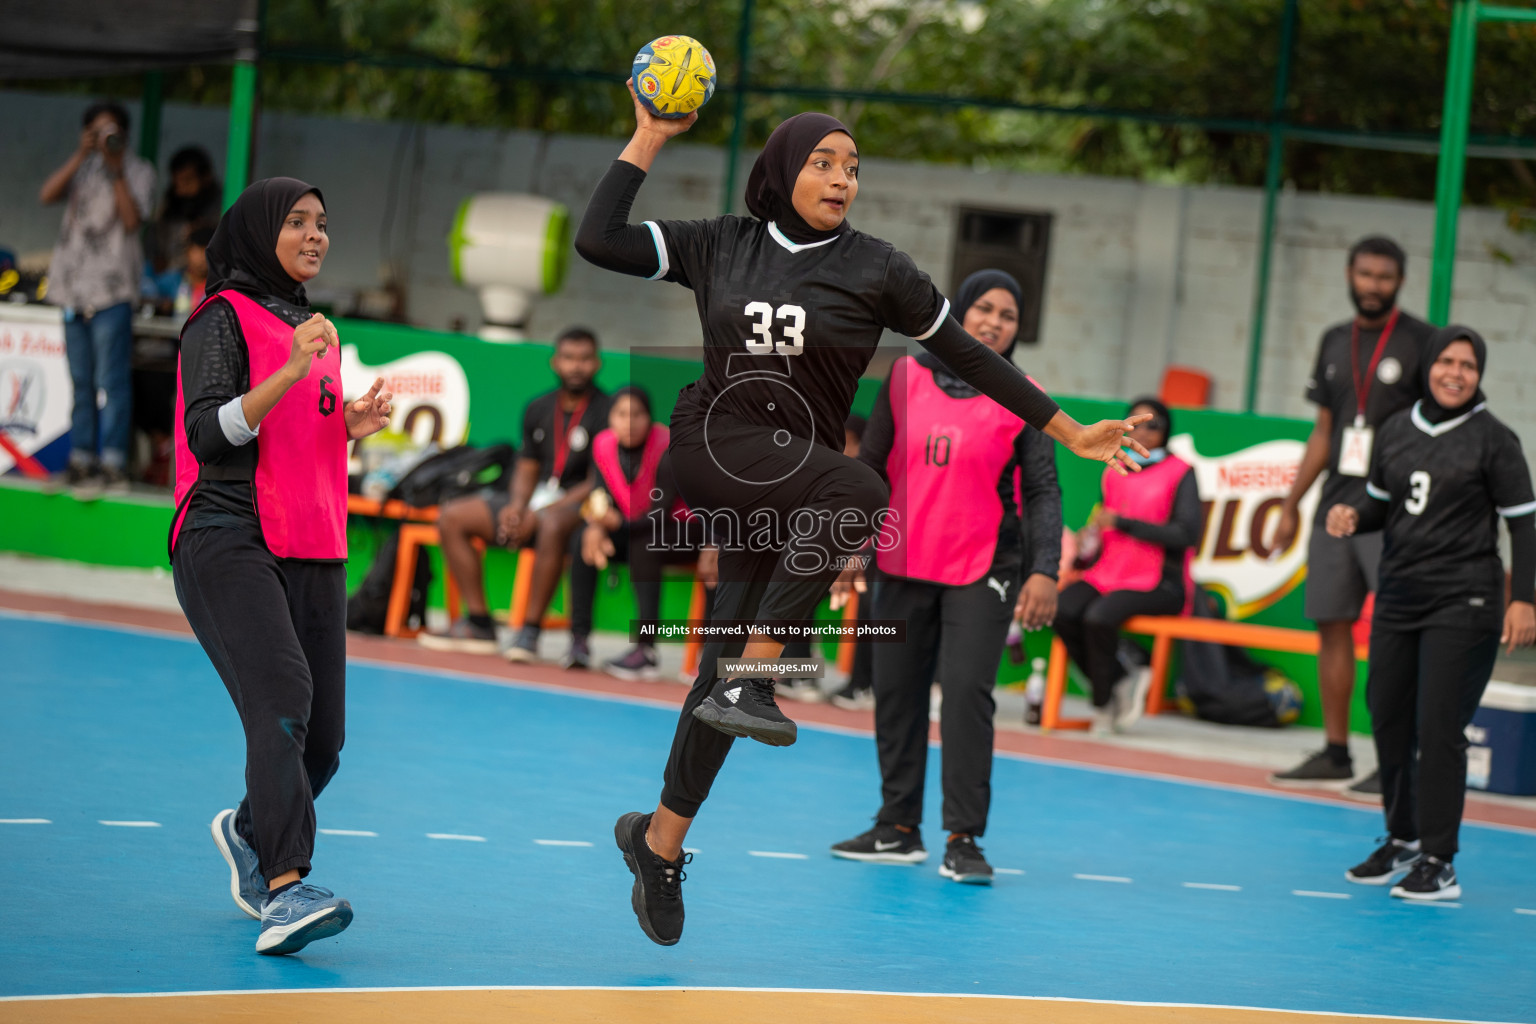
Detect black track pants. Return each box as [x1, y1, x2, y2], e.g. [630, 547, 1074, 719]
[1367, 619, 1499, 860]
[659, 411, 888, 817]
[1053, 580, 1183, 707]
[173, 526, 346, 880]
[567, 523, 704, 639]
[871, 567, 1017, 836]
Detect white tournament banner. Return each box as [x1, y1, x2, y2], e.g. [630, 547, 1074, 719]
[340, 345, 471, 449]
[1167, 433, 1318, 619]
[0, 305, 72, 475]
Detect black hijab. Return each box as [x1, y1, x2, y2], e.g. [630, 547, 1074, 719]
[745, 112, 855, 245]
[1419, 324, 1488, 424]
[205, 177, 325, 307]
[917, 269, 1026, 394]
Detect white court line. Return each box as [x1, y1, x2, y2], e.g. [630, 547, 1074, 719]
[684, 847, 701, 854]
[1402, 901, 1462, 908]
[1074, 873, 1132, 883]
[1293, 890, 1351, 900]
[98, 820, 160, 828]
[319, 829, 377, 837]
[749, 850, 808, 860]
[0, 818, 50, 824]
[1517, 908, 1536, 915]
[534, 839, 593, 847]
[995, 868, 1025, 875]
[1183, 882, 1242, 891]
[426, 833, 486, 842]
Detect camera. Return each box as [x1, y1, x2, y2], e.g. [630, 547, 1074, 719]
[100, 129, 125, 154]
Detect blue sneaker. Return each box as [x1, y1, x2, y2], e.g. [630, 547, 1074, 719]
[255, 883, 353, 955]
[211, 809, 268, 920]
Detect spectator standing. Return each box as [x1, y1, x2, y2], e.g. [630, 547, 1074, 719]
[151, 146, 222, 283]
[39, 101, 156, 495]
[1270, 237, 1437, 795]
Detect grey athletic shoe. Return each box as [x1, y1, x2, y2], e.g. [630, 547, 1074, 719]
[255, 883, 353, 955]
[417, 617, 499, 655]
[1269, 748, 1353, 787]
[211, 808, 268, 920]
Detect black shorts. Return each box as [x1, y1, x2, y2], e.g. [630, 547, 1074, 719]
[1304, 525, 1381, 623]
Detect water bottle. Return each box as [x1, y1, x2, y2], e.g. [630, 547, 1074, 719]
[1024, 657, 1047, 726]
[1005, 619, 1026, 664]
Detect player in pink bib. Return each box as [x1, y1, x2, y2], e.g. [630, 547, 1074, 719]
[828, 270, 1063, 883]
[170, 178, 392, 956]
[1055, 398, 1200, 734]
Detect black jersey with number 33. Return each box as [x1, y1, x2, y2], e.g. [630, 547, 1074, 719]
[1363, 401, 1536, 628]
[653, 215, 950, 451]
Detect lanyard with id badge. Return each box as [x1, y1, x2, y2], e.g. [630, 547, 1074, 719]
[1337, 307, 1400, 477]
[529, 394, 591, 510]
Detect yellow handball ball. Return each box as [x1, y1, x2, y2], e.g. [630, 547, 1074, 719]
[631, 35, 717, 119]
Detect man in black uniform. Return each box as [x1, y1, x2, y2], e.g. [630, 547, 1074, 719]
[419, 327, 608, 665]
[1327, 326, 1535, 900]
[1270, 237, 1436, 794]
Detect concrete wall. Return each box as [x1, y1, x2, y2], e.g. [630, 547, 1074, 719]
[4, 88, 1534, 432]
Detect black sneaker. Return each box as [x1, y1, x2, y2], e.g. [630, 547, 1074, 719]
[939, 834, 994, 885]
[614, 811, 691, 945]
[604, 644, 660, 681]
[1391, 855, 1460, 901]
[692, 676, 797, 746]
[1345, 836, 1422, 885]
[100, 466, 132, 496]
[502, 625, 541, 663]
[65, 464, 103, 501]
[1343, 769, 1382, 802]
[561, 634, 592, 670]
[829, 822, 927, 864]
[828, 682, 875, 711]
[1269, 748, 1353, 787]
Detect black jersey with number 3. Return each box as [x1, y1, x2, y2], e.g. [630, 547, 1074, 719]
[653, 215, 949, 450]
[1363, 401, 1536, 629]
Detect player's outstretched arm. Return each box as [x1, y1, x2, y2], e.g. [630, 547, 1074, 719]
[574, 83, 699, 278]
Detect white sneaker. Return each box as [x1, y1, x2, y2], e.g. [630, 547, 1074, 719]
[1111, 667, 1153, 732]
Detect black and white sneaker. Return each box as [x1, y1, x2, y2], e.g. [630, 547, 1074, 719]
[939, 834, 994, 885]
[1269, 748, 1353, 787]
[502, 625, 541, 663]
[614, 811, 691, 945]
[1343, 769, 1382, 803]
[830, 823, 927, 864]
[1345, 836, 1422, 885]
[1391, 855, 1460, 901]
[604, 644, 660, 681]
[829, 681, 875, 711]
[691, 676, 797, 746]
[561, 634, 592, 670]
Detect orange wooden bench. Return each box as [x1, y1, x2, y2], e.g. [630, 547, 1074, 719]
[1041, 615, 1369, 731]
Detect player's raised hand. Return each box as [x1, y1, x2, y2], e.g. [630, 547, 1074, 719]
[628, 80, 697, 140]
[1062, 413, 1152, 476]
[345, 376, 393, 440]
[285, 313, 336, 382]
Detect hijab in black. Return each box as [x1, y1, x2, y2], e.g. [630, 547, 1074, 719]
[1419, 324, 1488, 424]
[205, 177, 325, 307]
[917, 269, 1026, 395]
[1127, 395, 1173, 465]
[745, 112, 854, 245]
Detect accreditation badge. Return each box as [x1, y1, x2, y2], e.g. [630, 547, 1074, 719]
[1338, 417, 1374, 478]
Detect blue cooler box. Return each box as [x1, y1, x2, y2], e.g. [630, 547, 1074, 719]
[1466, 681, 1536, 796]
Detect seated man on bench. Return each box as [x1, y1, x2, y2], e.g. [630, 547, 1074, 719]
[419, 327, 609, 659]
[1053, 397, 1200, 734]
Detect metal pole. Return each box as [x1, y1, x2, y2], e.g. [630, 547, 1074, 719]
[1241, 0, 1298, 414]
[138, 72, 163, 166]
[1429, 0, 1480, 325]
[223, 1, 262, 210]
[721, 0, 756, 215]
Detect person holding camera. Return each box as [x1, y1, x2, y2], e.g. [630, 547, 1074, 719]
[39, 101, 157, 495]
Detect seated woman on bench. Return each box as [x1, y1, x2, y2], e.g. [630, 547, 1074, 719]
[1054, 397, 1200, 734]
[569, 386, 716, 680]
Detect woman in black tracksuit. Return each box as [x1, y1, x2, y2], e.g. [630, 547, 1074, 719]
[575, 83, 1147, 946]
[1328, 326, 1535, 901]
[829, 270, 1063, 885]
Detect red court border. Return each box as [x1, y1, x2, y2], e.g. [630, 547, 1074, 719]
[4, 587, 1533, 834]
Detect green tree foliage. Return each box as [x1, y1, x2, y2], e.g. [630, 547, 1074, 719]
[15, 0, 1535, 204]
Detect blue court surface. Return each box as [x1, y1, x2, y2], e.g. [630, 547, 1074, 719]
[2, 610, 1535, 1021]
